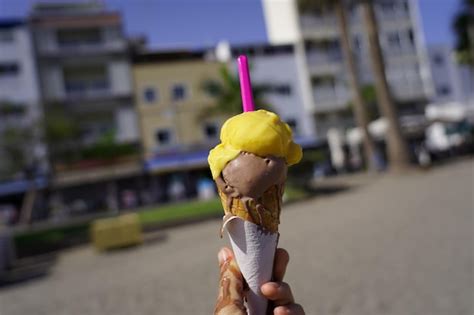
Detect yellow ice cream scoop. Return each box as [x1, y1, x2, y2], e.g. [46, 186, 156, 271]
[208, 110, 302, 179]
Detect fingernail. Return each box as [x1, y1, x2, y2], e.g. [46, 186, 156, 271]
[218, 248, 230, 264]
[267, 282, 279, 289]
[262, 282, 279, 291]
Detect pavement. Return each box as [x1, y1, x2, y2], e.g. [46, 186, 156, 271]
[0, 159, 472, 315]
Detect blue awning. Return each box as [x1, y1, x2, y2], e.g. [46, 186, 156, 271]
[144, 150, 209, 172]
[294, 136, 325, 148]
[0, 177, 48, 197]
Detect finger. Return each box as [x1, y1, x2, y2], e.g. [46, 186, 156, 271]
[273, 248, 289, 282]
[274, 304, 306, 315]
[214, 247, 247, 315]
[261, 282, 294, 306]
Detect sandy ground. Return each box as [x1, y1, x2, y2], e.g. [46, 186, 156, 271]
[0, 159, 473, 315]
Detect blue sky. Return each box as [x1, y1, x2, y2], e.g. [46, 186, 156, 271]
[0, 0, 460, 49]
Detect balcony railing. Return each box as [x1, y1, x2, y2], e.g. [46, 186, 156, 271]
[64, 80, 110, 98]
[307, 51, 343, 64]
[307, 51, 343, 76]
[313, 86, 350, 111]
[383, 45, 417, 57]
[300, 14, 339, 38]
[300, 14, 336, 29]
[390, 79, 427, 101]
[38, 41, 126, 56]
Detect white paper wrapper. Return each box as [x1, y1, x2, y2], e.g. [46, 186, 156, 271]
[224, 216, 279, 315]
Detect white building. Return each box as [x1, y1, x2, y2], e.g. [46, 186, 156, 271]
[427, 44, 474, 105]
[30, 2, 139, 152]
[0, 18, 47, 178]
[262, 0, 434, 136]
[231, 44, 317, 140]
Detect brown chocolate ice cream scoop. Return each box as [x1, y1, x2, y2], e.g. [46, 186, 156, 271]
[221, 152, 287, 199]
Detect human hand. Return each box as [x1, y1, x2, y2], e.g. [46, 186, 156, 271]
[214, 247, 305, 315]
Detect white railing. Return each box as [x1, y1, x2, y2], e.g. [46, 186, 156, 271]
[313, 86, 350, 110]
[39, 41, 126, 55]
[306, 51, 343, 65]
[390, 79, 426, 100]
[300, 14, 336, 29]
[64, 80, 111, 98]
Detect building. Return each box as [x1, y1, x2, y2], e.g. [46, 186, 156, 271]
[24, 2, 143, 216]
[231, 44, 317, 141]
[131, 50, 229, 203]
[0, 18, 46, 180]
[262, 0, 434, 136]
[132, 51, 225, 165]
[30, 2, 139, 174]
[0, 18, 50, 224]
[427, 44, 474, 105]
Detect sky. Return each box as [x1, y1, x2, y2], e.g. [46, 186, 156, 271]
[0, 0, 461, 50]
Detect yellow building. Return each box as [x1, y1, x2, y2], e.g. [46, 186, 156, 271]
[132, 52, 228, 160]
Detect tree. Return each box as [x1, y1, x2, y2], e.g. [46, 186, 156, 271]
[201, 65, 271, 117]
[453, 0, 474, 65]
[0, 126, 33, 180]
[44, 104, 81, 164]
[299, 0, 380, 171]
[360, 0, 411, 171]
[0, 101, 39, 225]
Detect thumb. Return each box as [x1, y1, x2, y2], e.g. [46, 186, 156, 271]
[214, 247, 247, 315]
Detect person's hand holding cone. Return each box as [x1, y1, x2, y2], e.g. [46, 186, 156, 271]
[215, 247, 305, 315]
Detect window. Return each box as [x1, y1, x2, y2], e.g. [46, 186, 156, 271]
[402, 1, 409, 12]
[387, 32, 401, 48]
[171, 84, 187, 101]
[0, 30, 14, 42]
[353, 35, 361, 51]
[407, 29, 415, 46]
[275, 85, 292, 95]
[155, 129, 173, 145]
[433, 54, 444, 66]
[203, 123, 218, 140]
[143, 87, 157, 103]
[79, 123, 114, 144]
[0, 63, 19, 77]
[437, 85, 451, 96]
[286, 119, 298, 134]
[313, 76, 336, 88]
[380, 2, 395, 13]
[57, 28, 101, 46]
[63, 65, 108, 94]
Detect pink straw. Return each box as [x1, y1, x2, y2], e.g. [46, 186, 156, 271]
[237, 55, 255, 112]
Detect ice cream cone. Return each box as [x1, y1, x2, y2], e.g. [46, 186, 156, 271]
[218, 184, 283, 234]
[225, 217, 278, 315]
[209, 109, 302, 315]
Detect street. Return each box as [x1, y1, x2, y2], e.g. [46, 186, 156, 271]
[0, 159, 472, 315]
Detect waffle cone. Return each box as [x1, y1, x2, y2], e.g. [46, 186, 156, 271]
[218, 184, 283, 233]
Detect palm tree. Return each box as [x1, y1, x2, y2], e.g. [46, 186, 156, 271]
[360, 0, 411, 171]
[453, 0, 474, 65]
[299, 0, 379, 171]
[200, 65, 271, 117]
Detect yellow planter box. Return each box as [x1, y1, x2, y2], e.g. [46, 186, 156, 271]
[91, 213, 143, 251]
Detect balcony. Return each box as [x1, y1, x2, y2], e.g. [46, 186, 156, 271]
[313, 85, 350, 112]
[39, 41, 127, 58]
[390, 79, 427, 101]
[51, 138, 141, 177]
[307, 51, 344, 76]
[383, 45, 418, 58]
[300, 14, 339, 39]
[64, 80, 111, 99]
